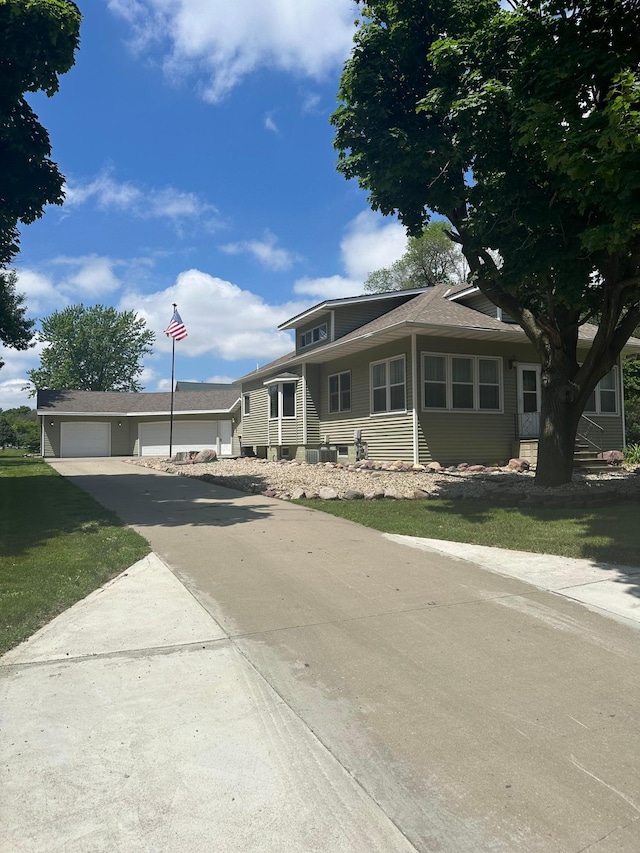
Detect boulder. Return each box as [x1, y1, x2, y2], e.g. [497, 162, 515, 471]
[507, 458, 530, 472]
[194, 448, 217, 463]
[467, 464, 485, 472]
[318, 486, 339, 500]
[426, 461, 443, 472]
[290, 488, 306, 500]
[383, 488, 404, 500]
[598, 450, 624, 465]
[343, 489, 365, 500]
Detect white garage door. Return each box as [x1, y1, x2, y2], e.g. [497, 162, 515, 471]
[60, 422, 111, 457]
[139, 421, 219, 457]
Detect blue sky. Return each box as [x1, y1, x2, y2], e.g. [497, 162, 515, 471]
[1, 0, 411, 410]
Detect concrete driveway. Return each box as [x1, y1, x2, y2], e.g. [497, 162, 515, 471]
[2, 457, 640, 852]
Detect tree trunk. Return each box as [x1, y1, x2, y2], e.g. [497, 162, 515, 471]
[534, 381, 581, 487]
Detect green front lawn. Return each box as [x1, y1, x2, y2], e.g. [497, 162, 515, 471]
[296, 496, 640, 568]
[0, 451, 150, 654]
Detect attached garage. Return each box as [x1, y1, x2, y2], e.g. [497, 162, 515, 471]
[139, 420, 231, 457]
[37, 388, 241, 459]
[60, 422, 111, 457]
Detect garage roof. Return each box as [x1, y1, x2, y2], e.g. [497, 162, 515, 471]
[36, 389, 240, 416]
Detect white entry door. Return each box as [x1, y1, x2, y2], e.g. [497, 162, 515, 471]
[517, 364, 541, 437]
[60, 422, 111, 457]
[218, 420, 232, 456]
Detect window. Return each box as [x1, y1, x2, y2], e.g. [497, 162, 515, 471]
[584, 369, 618, 415]
[269, 382, 296, 419]
[371, 356, 406, 414]
[243, 394, 251, 416]
[422, 353, 501, 411]
[299, 323, 327, 349]
[328, 371, 351, 413]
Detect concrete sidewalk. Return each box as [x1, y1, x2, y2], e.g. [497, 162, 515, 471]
[1, 554, 416, 852]
[3, 457, 640, 852]
[387, 536, 640, 630]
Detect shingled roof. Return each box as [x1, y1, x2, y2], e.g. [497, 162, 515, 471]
[238, 285, 640, 381]
[37, 389, 240, 415]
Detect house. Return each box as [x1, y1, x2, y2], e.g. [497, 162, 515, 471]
[238, 285, 640, 466]
[37, 387, 241, 458]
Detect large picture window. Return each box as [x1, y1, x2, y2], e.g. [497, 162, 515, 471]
[422, 353, 501, 412]
[371, 356, 406, 414]
[329, 371, 351, 413]
[584, 369, 618, 415]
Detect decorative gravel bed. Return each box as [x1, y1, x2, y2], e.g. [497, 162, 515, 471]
[126, 456, 640, 508]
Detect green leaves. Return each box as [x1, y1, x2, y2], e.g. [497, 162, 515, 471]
[0, 0, 81, 267]
[26, 305, 155, 393]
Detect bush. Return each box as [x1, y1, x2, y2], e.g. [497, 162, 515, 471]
[624, 443, 640, 465]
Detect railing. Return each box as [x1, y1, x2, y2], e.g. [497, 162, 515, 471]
[516, 411, 540, 438]
[577, 414, 604, 453]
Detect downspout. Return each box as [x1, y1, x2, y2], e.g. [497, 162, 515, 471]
[411, 333, 419, 465]
[40, 415, 45, 457]
[302, 363, 307, 447]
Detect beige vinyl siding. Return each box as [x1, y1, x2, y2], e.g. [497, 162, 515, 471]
[456, 291, 499, 318]
[332, 294, 419, 340]
[304, 364, 321, 445]
[416, 336, 518, 465]
[319, 342, 414, 463]
[240, 381, 269, 446]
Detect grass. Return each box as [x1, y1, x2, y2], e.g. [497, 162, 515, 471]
[296, 496, 640, 568]
[0, 450, 150, 655]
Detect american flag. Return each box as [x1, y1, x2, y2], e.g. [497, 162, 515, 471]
[164, 308, 188, 341]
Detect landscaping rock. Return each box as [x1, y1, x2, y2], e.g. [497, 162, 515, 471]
[343, 489, 365, 500]
[195, 448, 217, 463]
[508, 458, 530, 472]
[318, 486, 339, 500]
[598, 450, 624, 465]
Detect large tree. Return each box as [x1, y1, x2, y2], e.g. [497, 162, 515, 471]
[0, 269, 34, 368]
[364, 220, 467, 293]
[27, 304, 155, 393]
[332, 0, 640, 486]
[0, 0, 81, 266]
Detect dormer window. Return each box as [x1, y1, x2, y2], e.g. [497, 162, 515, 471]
[299, 323, 327, 349]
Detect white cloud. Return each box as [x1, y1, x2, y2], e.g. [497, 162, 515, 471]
[293, 275, 361, 300]
[264, 113, 279, 134]
[220, 231, 298, 271]
[340, 210, 408, 280]
[64, 168, 219, 230]
[108, 0, 357, 102]
[293, 211, 408, 300]
[0, 377, 35, 412]
[0, 342, 47, 410]
[14, 269, 63, 315]
[118, 268, 306, 362]
[54, 255, 123, 297]
[64, 171, 142, 211]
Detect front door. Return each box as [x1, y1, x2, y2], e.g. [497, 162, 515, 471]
[517, 364, 541, 436]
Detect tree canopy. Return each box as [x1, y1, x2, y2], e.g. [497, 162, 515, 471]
[332, 0, 640, 486]
[26, 304, 155, 393]
[0, 0, 81, 267]
[364, 221, 467, 293]
[0, 269, 34, 368]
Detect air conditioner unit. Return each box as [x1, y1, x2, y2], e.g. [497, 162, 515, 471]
[319, 448, 338, 463]
[305, 449, 320, 464]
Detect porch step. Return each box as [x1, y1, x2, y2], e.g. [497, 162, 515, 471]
[573, 443, 608, 473]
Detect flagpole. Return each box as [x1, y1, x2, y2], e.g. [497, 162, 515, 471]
[169, 303, 176, 459]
